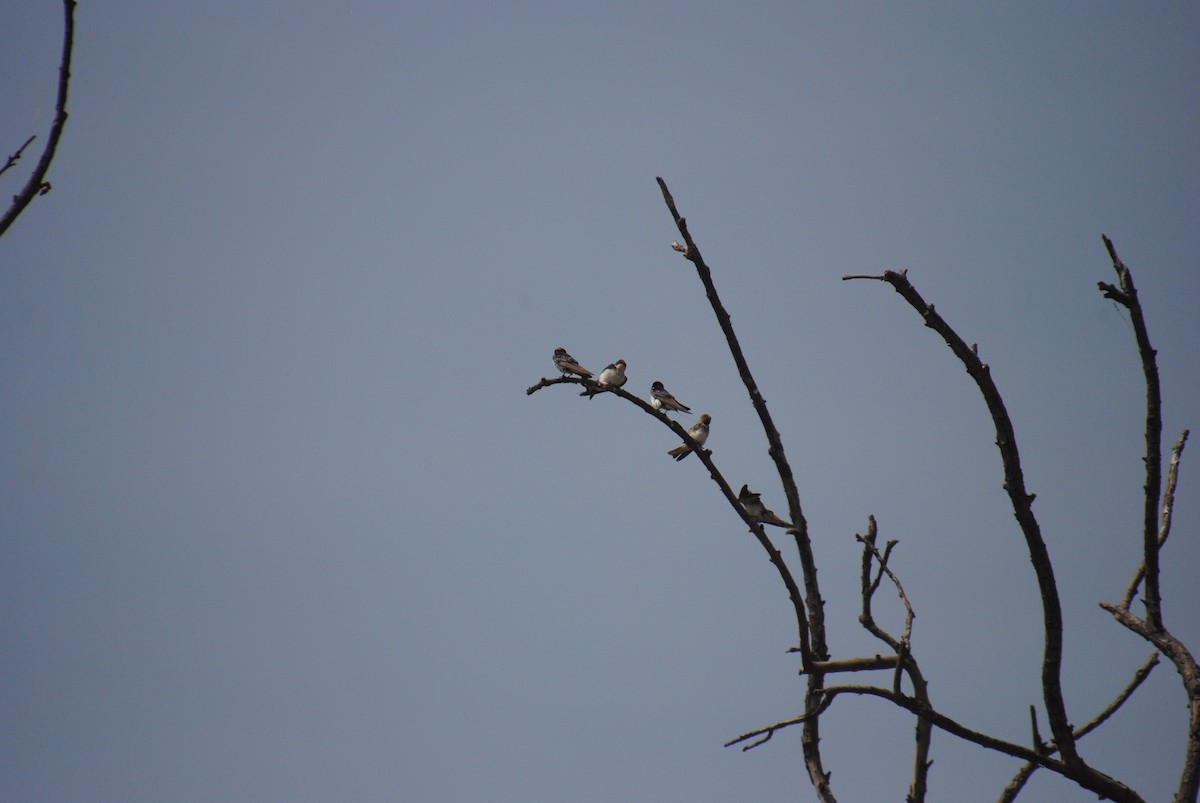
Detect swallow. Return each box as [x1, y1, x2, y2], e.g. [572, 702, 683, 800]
[580, 359, 627, 398]
[650, 380, 691, 414]
[553, 347, 593, 379]
[737, 484, 792, 527]
[667, 414, 711, 461]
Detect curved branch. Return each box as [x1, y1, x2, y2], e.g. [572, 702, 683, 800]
[843, 270, 1081, 769]
[0, 0, 76, 239]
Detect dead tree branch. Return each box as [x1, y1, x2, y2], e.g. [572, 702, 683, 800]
[999, 652, 1160, 802]
[857, 517, 931, 802]
[0, 135, 37, 179]
[0, 0, 76, 240]
[527, 374, 813, 664]
[820, 686, 1141, 802]
[1119, 430, 1189, 610]
[1099, 235, 1165, 630]
[657, 177, 834, 800]
[1095, 236, 1199, 803]
[842, 269, 1084, 771]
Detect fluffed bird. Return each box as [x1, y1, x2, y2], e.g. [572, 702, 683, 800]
[552, 347, 593, 378]
[667, 414, 711, 461]
[580, 359, 627, 398]
[737, 484, 792, 527]
[650, 380, 691, 413]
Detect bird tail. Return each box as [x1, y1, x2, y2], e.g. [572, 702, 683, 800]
[761, 511, 791, 527]
[667, 444, 692, 461]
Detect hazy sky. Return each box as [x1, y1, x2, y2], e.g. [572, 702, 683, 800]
[3, 2, 1198, 801]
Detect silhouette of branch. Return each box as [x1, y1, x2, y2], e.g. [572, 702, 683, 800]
[999, 652, 1159, 802]
[842, 269, 1082, 770]
[824, 686, 1141, 802]
[857, 516, 931, 801]
[1096, 237, 1199, 803]
[1099, 235, 1165, 630]
[728, 684, 1140, 801]
[527, 374, 813, 664]
[0, 135, 37, 179]
[657, 177, 833, 800]
[1119, 430, 1189, 610]
[0, 0, 75, 240]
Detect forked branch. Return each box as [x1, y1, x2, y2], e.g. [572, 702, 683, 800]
[999, 652, 1160, 802]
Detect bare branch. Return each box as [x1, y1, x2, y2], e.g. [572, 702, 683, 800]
[725, 693, 839, 752]
[999, 653, 1160, 801]
[0, 0, 76, 239]
[1119, 430, 1189, 610]
[845, 269, 1082, 769]
[1101, 602, 1200, 802]
[657, 177, 834, 800]
[857, 520, 915, 655]
[528, 372, 814, 665]
[817, 685, 1143, 802]
[1101, 235, 1167, 631]
[0, 135, 37, 179]
[806, 655, 900, 674]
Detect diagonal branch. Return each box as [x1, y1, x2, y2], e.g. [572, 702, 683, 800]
[843, 269, 1082, 770]
[0, 135, 37, 179]
[0, 0, 76, 240]
[527, 374, 813, 664]
[657, 177, 834, 800]
[730, 685, 1142, 801]
[998, 652, 1160, 802]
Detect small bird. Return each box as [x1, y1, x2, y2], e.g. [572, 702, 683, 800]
[738, 484, 792, 527]
[553, 347, 593, 378]
[668, 414, 711, 461]
[580, 359, 627, 398]
[650, 380, 691, 413]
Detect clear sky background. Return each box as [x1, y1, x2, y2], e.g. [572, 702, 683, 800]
[2, 2, 1198, 801]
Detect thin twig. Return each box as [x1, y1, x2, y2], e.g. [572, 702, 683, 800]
[1119, 430, 1189, 610]
[0, 135, 37, 179]
[0, 0, 76, 239]
[856, 517, 930, 801]
[843, 269, 1082, 770]
[999, 653, 1159, 802]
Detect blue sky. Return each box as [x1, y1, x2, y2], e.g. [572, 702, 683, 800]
[2, 2, 1198, 801]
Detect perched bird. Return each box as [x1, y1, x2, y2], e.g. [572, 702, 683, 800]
[580, 359, 627, 398]
[650, 380, 691, 413]
[553, 347, 593, 379]
[738, 484, 792, 527]
[668, 414, 711, 461]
